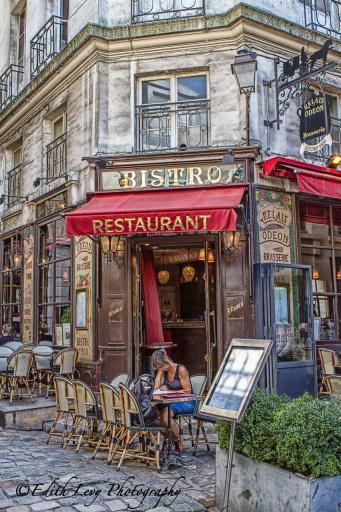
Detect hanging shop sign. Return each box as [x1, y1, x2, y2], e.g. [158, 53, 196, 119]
[101, 163, 244, 190]
[22, 226, 34, 344]
[73, 236, 93, 361]
[298, 93, 332, 155]
[255, 190, 296, 264]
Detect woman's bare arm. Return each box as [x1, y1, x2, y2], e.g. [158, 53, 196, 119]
[178, 366, 191, 392]
[154, 369, 164, 390]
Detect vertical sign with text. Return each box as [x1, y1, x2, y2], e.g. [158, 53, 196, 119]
[74, 236, 93, 361]
[22, 226, 34, 343]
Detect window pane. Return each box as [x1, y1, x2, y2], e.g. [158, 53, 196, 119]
[2, 272, 11, 303]
[177, 75, 207, 101]
[40, 224, 55, 262]
[300, 202, 331, 246]
[333, 207, 341, 248]
[11, 270, 21, 304]
[39, 305, 53, 341]
[142, 79, 171, 104]
[39, 265, 54, 304]
[302, 247, 334, 293]
[55, 219, 71, 260]
[53, 116, 64, 139]
[55, 261, 71, 302]
[313, 296, 335, 340]
[274, 267, 313, 361]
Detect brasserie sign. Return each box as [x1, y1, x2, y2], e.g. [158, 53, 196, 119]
[298, 93, 332, 155]
[101, 163, 244, 190]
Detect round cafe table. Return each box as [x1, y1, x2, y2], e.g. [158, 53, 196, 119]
[151, 391, 199, 469]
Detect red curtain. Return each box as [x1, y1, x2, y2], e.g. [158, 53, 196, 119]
[141, 251, 164, 346]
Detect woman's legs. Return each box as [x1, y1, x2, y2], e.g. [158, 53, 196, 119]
[159, 407, 179, 440]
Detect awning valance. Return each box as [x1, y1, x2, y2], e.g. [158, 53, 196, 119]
[259, 157, 341, 200]
[65, 185, 246, 236]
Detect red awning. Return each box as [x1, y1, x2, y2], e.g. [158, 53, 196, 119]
[65, 185, 246, 236]
[259, 157, 341, 200]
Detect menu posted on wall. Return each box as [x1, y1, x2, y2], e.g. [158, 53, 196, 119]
[22, 226, 34, 344]
[200, 339, 273, 422]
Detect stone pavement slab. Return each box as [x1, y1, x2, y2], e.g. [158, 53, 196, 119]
[0, 428, 216, 511]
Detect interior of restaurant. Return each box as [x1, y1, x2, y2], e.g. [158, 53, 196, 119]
[133, 240, 217, 376]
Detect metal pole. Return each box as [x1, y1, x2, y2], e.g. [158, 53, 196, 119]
[222, 421, 236, 512]
[245, 93, 250, 146]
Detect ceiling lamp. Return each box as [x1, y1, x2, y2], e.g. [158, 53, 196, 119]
[199, 248, 215, 262]
[312, 269, 319, 280]
[158, 254, 170, 285]
[182, 249, 196, 282]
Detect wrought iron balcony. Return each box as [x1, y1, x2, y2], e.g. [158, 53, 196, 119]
[0, 65, 24, 111]
[30, 16, 68, 78]
[303, 0, 340, 40]
[304, 116, 341, 160]
[7, 164, 22, 207]
[46, 133, 67, 182]
[135, 99, 210, 152]
[132, 0, 205, 23]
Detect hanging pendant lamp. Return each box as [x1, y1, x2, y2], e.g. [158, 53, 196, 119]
[158, 254, 170, 285]
[182, 249, 196, 282]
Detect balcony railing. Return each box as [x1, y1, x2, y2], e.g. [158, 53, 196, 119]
[0, 65, 24, 111]
[30, 16, 68, 78]
[132, 0, 205, 23]
[7, 164, 22, 207]
[303, 0, 340, 40]
[135, 99, 210, 152]
[46, 133, 67, 182]
[304, 116, 341, 160]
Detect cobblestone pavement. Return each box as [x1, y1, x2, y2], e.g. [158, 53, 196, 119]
[0, 428, 216, 512]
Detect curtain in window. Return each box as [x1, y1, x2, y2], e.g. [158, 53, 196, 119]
[141, 250, 164, 346]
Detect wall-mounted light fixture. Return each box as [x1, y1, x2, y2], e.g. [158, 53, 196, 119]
[326, 154, 341, 170]
[0, 193, 28, 205]
[100, 235, 120, 261]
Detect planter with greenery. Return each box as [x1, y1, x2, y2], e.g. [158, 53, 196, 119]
[215, 389, 341, 512]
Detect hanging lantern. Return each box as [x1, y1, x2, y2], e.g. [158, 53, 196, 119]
[158, 254, 170, 285]
[12, 253, 22, 268]
[223, 230, 241, 255]
[182, 264, 195, 282]
[100, 235, 120, 261]
[312, 269, 319, 280]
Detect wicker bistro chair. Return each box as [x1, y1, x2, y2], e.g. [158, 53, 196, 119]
[3, 341, 23, 351]
[192, 409, 217, 456]
[0, 346, 15, 399]
[63, 380, 99, 452]
[92, 383, 124, 463]
[324, 375, 341, 397]
[110, 373, 130, 388]
[318, 348, 340, 394]
[2, 350, 34, 403]
[32, 345, 54, 397]
[173, 374, 207, 452]
[46, 377, 75, 445]
[45, 349, 79, 397]
[116, 383, 165, 472]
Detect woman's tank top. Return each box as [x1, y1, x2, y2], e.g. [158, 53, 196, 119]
[162, 364, 192, 392]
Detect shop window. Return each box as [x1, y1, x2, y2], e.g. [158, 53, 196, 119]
[38, 218, 71, 345]
[46, 113, 67, 181]
[0, 233, 22, 337]
[300, 201, 341, 341]
[136, 73, 209, 152]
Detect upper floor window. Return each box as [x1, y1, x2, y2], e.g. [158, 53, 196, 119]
[17, 5, 26, 86]
[135, 73, 210, 152]
[8, 147, 22, 207]
[132, 0, 205, 23]
[47, 113, 67, 181]
[300, 0, 340, 41]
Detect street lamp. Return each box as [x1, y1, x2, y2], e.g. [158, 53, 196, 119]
[231, 48, 257, 145]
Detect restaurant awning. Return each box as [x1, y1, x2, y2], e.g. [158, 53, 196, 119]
[259, 157, 341, 200]
[65, 185, 246, 236]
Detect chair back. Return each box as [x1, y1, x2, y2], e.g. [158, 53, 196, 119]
[39, 340, 53, 346]
[53, 349, 78, 376]
[4, 341, 23, 351]
[119, 383, 144, 428]
[99, 382, 121, 423]
[190, 374, 207, 413]
[324, 376, 341, 396]
[8, 350, 32, 378]
[0, 346, 14, 372]
[33, 345, 54, 370]
[319, 348, 336, 376]
[73, 380, 98, 418]
[54, 376, 75, 413]
[110, 373, 130, 388]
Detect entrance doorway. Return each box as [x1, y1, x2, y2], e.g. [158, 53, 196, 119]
[131, 237, 217, 383]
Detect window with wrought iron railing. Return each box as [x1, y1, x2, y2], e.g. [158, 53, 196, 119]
[30, 15, 68, 77]
[47, 132, 67, 181]
[7, 162, 22, 208]
[132, 0, 205, 23]
[136, 74, 210, 152]
[301, 0, 340, 41]
[0, 65, 24, 111]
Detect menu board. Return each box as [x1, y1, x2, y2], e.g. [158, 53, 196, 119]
[201, 339, 273, 422]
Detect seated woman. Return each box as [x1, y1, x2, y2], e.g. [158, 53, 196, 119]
[152, 349, 195, 454]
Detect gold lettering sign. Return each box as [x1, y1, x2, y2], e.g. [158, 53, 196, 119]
[92, 214, 211, 234]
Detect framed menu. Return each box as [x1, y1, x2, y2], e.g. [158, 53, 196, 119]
[201, 338, 273, 422]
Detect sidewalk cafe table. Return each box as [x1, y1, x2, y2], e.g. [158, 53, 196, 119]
[151, 391, 199, 469]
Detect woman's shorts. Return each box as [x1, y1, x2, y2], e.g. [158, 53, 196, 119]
[170, 400, 196, 416]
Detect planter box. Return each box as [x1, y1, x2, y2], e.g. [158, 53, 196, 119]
[216, 446, 341, 512]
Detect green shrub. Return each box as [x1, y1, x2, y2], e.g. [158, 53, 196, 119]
[215, 388, 341, 478]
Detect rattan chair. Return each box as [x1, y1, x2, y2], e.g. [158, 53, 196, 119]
[92, 382, 124, 463]
[45, 348, 78, 397]
[46, 377, 75, 445]
[3, 341, 23, 351]
[32, 345, 54, 397]
[63, 380, 99, 452]
[319, 348, 338, 394]
[2, 350, 33, 403]
[324, 375, 341, 397]
[110, 373, 130, 388]
[0, 346, 15, 399]
[174, 374, 207, 451]
[116, 383, 165, 471]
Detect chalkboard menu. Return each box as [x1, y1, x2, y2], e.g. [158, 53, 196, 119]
[201, 339, 273, 422]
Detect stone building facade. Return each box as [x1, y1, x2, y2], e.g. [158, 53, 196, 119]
[0, 0, 340, 395]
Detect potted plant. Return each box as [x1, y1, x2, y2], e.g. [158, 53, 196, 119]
[215, 389, 341, 512]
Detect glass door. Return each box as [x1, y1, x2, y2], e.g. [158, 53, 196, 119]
[254, 263, 316, 397]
